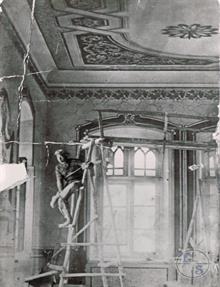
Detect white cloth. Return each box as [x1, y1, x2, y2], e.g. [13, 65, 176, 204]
[0, 163, 28, 192]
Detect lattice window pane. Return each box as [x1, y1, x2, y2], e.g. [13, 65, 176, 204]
[107, 146, 125, 175]
[209, 152, 216, 177]
[114, 148, 124, 168]
[134, 148, 145, 169]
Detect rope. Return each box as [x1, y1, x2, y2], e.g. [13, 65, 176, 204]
[0, 140, 83, 146]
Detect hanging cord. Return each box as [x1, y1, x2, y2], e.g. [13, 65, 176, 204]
[45, 144, 50, 167]
[0, 140, 83, 146]
[16, 0, 36, 135]
[162, 112, 168, 165]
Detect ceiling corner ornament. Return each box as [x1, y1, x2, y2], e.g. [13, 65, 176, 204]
[162, 24, 219, 39]
[122, 113, 136, 125]
[65, 0, 104, 10]
[77, 34, 216, 65]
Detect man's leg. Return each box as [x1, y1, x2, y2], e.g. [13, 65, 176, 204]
[50, 181, 80, 208]
[50, 192, 60, 208]
[59, 181, 80, 200]
[57, 198, 71, 228]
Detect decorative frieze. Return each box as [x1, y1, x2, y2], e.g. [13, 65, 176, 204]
[47, 88, 219, 102]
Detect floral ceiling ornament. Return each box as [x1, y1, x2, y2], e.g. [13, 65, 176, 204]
[162, 24, 218, 39]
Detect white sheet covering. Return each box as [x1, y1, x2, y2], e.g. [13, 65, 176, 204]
[0, 163, 28, 192]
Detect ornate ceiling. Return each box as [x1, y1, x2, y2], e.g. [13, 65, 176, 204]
[3, 0, 220, 88]
[31, 0, 219, 70]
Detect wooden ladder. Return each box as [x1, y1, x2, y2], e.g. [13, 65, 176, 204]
[54, 136, 126, 287]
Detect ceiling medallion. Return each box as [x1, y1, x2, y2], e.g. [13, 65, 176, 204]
[162, 24, 218, 39]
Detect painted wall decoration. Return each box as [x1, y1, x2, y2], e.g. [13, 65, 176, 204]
[65, 0, 104, 10]
[77, 34, 216, 65]
[71, 17, 107, 28]
[47, 88, 219, 102]
[162, 24, 218, 39]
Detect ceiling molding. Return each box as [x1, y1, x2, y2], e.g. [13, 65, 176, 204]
[47, 70, 220, 87]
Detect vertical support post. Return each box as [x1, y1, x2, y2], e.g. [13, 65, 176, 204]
[98, 112, 125, 287]
[89, 170, 108, 287]
[15, 185, 21, 251]
[59, 139, 101, 287]
[98, 112, 104, 138]
[213, 103, 220, 277]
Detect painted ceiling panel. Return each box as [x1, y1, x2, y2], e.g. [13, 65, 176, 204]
[128, 0, 219, 56]
[29, 0, 219, 70]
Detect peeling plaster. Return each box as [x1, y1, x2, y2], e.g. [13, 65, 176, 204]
[0, 0, 4, 13]
[0, 70, 52, 83]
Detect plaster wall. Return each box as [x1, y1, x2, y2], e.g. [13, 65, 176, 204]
[0, 12, 48, 287]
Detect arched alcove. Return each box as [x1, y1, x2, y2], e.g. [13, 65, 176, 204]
[19, 100, 33, 165]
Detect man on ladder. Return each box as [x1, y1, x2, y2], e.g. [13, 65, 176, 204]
[50, 149, 88, 228]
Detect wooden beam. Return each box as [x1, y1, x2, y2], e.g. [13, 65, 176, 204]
[62, 273, 125, 278]
[90, 135, 216, 150]
[61, 242, 126, 246]
[25, 271, 58, 282]
[94, 109, 217, 120]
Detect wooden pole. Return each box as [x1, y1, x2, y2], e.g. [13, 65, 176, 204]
[94, 108, 217, 121]
[88, 135, 216, 151]
[99, 146, 126, 287]
[89, 170, 109, 287]
[59, 140, 95, 287]
[98, 111, 126, 287]
[71, 216, 98, 241]
[213, 103, 220, 280]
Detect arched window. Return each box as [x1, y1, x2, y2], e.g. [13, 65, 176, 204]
[16, 99, 34, 252]
[88, 125, 170, 261]
[19, 100, 33, 165]
[106, 146, 124, 176]
[134, 147, 156, 176]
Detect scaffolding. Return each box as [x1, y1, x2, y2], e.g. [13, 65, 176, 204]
[25, 112, 126, 287]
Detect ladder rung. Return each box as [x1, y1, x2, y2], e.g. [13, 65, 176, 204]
[62, 272, 125, 278]
[48, 263, 64, 271]
[25, 270, 58, 282]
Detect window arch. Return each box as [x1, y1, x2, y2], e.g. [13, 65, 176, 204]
[134, 147, 156, 176]
[19, 100, 34, 165]
[16, 97, 34, 252]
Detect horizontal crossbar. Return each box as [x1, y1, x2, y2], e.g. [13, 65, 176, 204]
[62, 273, 125, 278]
[61, 242, 126, 247]
[25, 270, 58, 282]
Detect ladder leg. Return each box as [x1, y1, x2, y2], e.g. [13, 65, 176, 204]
[98, 111, 126, 287]
[100, 144, 126, 287]
[72, 188, 83, 227]
[89, 170, 109, 287]
[58, 140, 97, 287]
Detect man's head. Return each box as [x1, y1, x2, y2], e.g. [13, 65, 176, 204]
[54, 149, 68, 164]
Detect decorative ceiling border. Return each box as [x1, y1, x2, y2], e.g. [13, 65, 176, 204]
[65, 0, 105, 10]
[47, 88, 219, 102]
